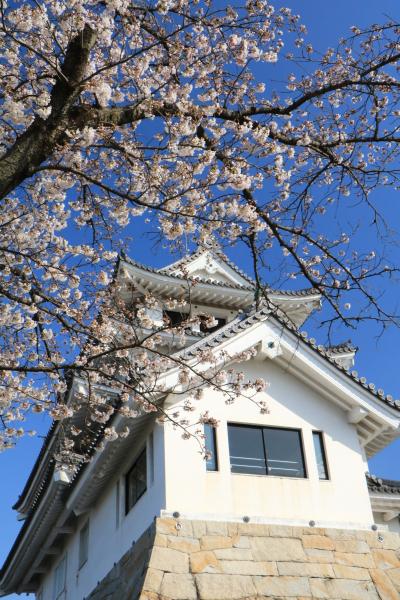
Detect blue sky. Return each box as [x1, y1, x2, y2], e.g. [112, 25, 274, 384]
[1, 1, 400, 598]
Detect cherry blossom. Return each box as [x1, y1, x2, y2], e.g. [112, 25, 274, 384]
[0, 0, 399, 457]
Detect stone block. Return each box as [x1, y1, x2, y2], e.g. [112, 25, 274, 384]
[277, 561, 334, 578]
[302, 535, 335, 550]
[304, 548, 334, 563]
[156, 518, 178, 536]
[232, 535, 250, 548]
[214, 547, 253, 560]
[250, 536, 306, 562]
[370, 568, 399, 600]
[310, 577, 378, 600]
[365, 531, 400, 550]
[302, 527, 326, 536]
[167, 535, 200, 553]
[334, 539, 370, 553]
[206, 521, 228, 536]
[142, 568, 163, 593]
[327, 528, 360, 540]
[160, 573, 197, 599]
[372, 549, 400, 570]
[148, 546, 189, 573]
[220, 560, 277, 576]
[176, 520, 194, 538]
[200, 535, 233, 550]
[334, 551, 374, 568]
[333, 564, 370, 580]
[192, 520, 207, 538]
[154, 533, 168, 547]
[237, 522, 271, 536]
[253, 575, 311, 597]
[140, 592, 160, 600]
[227, 522, 239, 536]
[190, 551, 221, 573]
[386, 567, 400, 590]
[195, 573, 256, 599]
[268, 525, 296, 537]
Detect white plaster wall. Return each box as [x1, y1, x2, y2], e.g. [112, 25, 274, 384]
[163, 359, 374, 527]
[38, 422, 166, 600]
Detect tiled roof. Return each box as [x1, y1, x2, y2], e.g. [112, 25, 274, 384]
[121, 251, 322, 299]
[326, 341, 358, 355]
[175, 303, 400, 412]
[120, 251, 255, 291]
[367, 473, 400, 494]
[267, 287, 320, 298]
[12, 421, 57, 511]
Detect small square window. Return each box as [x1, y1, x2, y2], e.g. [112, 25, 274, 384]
[313, 431, 329, 480]
[125, 448, 147, 514]
[78, 520, 89, 569]
[204, 424, 218, 471]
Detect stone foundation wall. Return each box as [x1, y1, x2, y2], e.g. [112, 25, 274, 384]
[87, 518, 400, 599]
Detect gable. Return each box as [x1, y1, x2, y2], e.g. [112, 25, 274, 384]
[161, 250, 254, 288]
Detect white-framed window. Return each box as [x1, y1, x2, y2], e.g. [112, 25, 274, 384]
[78, 520, 89, 569]
[53, 553, 67, 599]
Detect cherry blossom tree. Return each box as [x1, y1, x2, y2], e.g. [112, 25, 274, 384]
[1, 0, 400, 455]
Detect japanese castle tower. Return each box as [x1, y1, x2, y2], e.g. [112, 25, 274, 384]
[2, 249, 400, 600]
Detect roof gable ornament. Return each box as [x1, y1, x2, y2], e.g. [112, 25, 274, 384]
[326, 341, 358, 370]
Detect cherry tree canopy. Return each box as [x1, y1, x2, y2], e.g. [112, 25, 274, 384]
[1, 0, 400, 453]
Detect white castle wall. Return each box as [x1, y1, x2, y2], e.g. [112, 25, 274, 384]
[37, 357, 374, 600]
[164, 359, 374, 527]
[37, 423, 166, 600]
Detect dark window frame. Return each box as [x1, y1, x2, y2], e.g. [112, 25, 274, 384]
[204, 424, 219, 472]
[125, 448, 147, 515]
[228, 423, 308, 479]
[312, 430, 330, 480]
